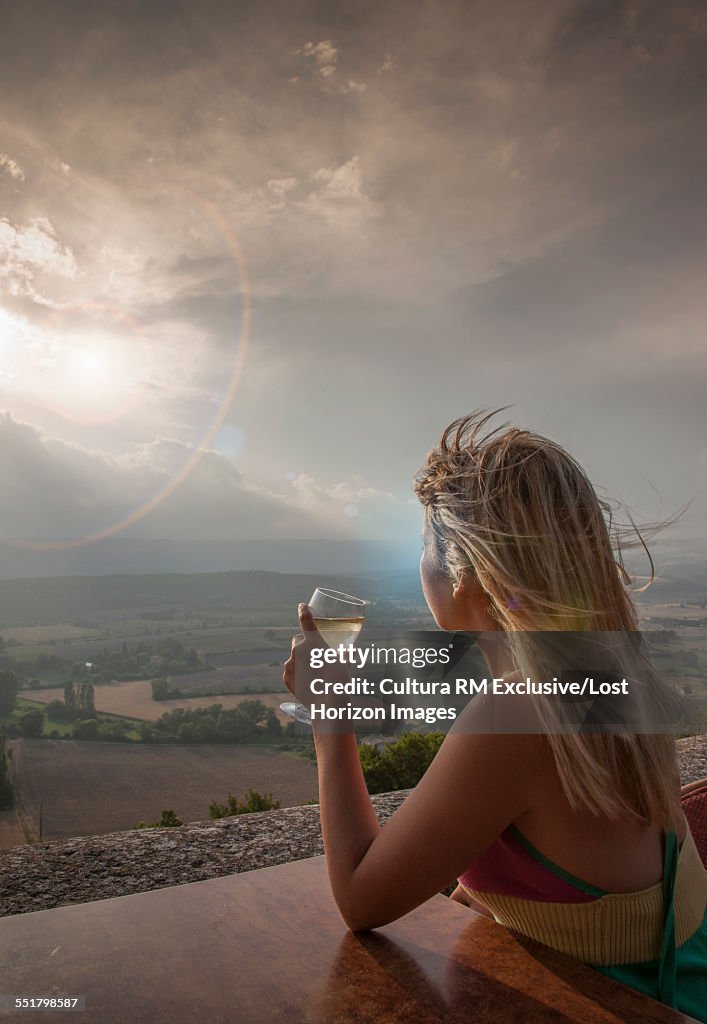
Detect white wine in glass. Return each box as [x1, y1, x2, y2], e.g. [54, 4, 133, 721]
[281, 588, 367, 727]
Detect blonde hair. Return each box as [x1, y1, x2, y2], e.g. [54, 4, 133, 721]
[414, 408, 691, 828]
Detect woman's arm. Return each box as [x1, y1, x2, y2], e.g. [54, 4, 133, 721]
[313, 728, 538, 931]
[285, 605, 540, 932]
[313, 731, 381, 926]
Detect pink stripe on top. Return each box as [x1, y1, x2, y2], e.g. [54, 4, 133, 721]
[458, 826, 599, 903]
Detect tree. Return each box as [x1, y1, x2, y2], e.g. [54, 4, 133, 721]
[133, 809, 183, 829]
[358, 732, 445, 795]
[18, 708, 44, 738]
[194, 717, 219, 743]
[46, 699, 70, 722]
[64, 681, 76, 709]
[383, 731, 444, 789]
[358, 743, 394, 794]
[209, 789, 281, 818]
[236, 699, 268, 727]
[263, 708, 282, 738]
[0, 670, 20, 716]
[73, 718, 100, 740]
[177, 722, 198, 742]
[232, 699, 283, 739]
[151, 677, 182, 701]
[98, 720, 130, 742]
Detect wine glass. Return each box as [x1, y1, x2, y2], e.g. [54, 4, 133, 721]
[280, 588, 367, 728]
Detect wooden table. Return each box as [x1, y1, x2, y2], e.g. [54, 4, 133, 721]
[0, 855, 700, 1023]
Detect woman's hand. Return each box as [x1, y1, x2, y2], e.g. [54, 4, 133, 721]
[282, 603, 318, 699]
[282, 603, 350, 709]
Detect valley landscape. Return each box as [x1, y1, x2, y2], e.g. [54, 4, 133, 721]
[1, 557, 705, 849]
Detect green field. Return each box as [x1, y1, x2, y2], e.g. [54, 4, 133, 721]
[0, 698, 143, 741]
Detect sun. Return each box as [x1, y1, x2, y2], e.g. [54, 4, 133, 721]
[69, 344, 114, 387]
[0, 301, 148, 424]
[51, 339, 136, 420]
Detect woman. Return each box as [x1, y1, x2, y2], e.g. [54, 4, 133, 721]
[283, 409, 707, 1019]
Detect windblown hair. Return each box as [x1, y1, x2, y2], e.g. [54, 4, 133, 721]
[413, 408, 691, 828]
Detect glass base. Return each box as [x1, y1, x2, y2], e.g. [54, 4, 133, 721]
[280, 701, 313, 727]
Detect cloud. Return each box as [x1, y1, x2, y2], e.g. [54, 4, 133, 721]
[0, 0, 706, 549]
[300, 157, 372, 227]
[45, 157, 71, 175]
[287, 472, 418, 537]
[266, 176, 297, 198]
[289, 472, 391, 510]
[339, 79, 367, 94]
[0, 153, 25, 181]
[0, 217, 78, 303]
[311, 156, 366, 201]
[299, 39, 340, 79]
[0, 411, 413, 542]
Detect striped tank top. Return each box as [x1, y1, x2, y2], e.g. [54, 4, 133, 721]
[457, 824, 707, 1020]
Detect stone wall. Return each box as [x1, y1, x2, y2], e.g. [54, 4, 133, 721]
[0, 791, 410, 919]
[1, 735, 705, 920]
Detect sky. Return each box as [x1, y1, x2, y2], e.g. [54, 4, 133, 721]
[0, 0, 706, 574]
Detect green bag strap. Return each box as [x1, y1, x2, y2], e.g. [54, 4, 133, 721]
[657, 829, 679, 1008]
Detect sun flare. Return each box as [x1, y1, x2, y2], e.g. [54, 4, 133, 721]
[0, 304, 144, 424]
[69, 344, 115, 389]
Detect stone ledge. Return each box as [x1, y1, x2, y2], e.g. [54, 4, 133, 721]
[0, 791, 411, 919]
[1, 735, 705, 920]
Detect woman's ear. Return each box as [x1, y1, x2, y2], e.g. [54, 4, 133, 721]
[452, 569, 479, 603]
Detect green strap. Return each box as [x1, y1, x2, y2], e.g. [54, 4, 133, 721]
[507, 824, 608, 897]
[657, 829, 679, 1008]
